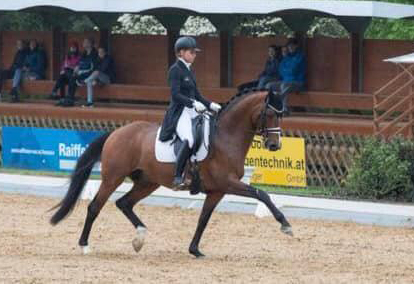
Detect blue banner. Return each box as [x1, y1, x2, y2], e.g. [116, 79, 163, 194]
[2, 127, 104, 172]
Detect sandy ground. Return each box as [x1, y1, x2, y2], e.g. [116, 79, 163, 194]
[1, 192, 414, 284]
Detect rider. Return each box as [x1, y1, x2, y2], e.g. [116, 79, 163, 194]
[159, 36, 222, 189]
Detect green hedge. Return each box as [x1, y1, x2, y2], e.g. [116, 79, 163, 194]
[345, 137, 414, 202]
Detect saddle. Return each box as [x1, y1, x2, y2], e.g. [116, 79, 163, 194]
[155, 113, 216, 194]
[173, 115, 205, 157]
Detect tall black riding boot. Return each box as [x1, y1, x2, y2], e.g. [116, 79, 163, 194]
[172, 140, 191, 190]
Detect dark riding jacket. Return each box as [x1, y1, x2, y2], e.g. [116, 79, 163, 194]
[159, 60, 211, 142]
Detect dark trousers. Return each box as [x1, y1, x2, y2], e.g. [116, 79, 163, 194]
[257, 76, 278, 89]
[280, 81, 304, 109]
[269, 81, 305, 111]
[0, 69, 12, 93]
[237, 80, 258, 92]
[66, 72, 91, 102]
[53, 70, 73, 97]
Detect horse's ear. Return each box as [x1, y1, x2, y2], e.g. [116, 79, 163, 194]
[267, 90, 284, 112]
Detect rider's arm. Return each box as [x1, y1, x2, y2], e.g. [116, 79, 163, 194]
[169, 67, 193, 108]
[194, 88, 212, 109]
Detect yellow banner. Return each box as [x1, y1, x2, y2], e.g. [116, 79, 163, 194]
[245, 136, 307, 187]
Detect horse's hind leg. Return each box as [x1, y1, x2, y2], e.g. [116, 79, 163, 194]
[116, 172, 158, 253]
[78, 178, 123, 254]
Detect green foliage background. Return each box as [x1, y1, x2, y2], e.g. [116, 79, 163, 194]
[345, 137, 414, 201]
[0, 0, 413, 39]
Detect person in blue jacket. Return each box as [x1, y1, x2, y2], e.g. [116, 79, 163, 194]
[257, 45, 281, 89]
[0, 39, 28, 101]
[9, 39, 46, 102]
[277, 38, 306, 112]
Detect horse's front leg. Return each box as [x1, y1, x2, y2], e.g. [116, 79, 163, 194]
[189, 192, 224, 258]
[227, 178, 293, 236]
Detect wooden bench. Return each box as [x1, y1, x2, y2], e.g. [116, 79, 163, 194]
[3, 80, 373, 111]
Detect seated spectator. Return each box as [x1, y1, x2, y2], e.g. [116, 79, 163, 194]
[49, 42, 80, 100]
[82, 46, 115, 107]
[58, 37, 98, 107]
[0, 40, 28, 102]
[257, 45, 281, 89]
[9, 39, 46, 102]
[273, 38, 306, 113]
[267, 45, 289, 91]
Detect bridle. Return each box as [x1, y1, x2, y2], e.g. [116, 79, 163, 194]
[256, 96, 284, 142]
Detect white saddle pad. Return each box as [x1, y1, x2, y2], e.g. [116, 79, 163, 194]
[155, 116, 211, 163]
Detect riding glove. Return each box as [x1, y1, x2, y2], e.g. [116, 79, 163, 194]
[193, 100, 207, 112]
[210, 102, 222, 113]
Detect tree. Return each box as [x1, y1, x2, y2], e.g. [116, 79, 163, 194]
[0, 11, 96, 32]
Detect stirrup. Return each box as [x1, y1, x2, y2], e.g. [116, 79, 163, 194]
[172, 176, 186, 191]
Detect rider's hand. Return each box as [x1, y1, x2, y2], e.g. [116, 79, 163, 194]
[210, 102, 222, 113]
[193, 100, 206, 112]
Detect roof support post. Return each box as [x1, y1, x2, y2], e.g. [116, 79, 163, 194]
[156, 14, 188, 67]
[282, 13, 314, 49]
[338, 17, 371, 93]
[282, 13, 314, 90]
[88, 13, 120, 52]
[208, 15, 239, 87]
[39, 11, 71, 80]
[51, 27, 65, 80]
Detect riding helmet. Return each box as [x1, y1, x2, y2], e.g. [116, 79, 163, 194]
[174, 36, 200, 53]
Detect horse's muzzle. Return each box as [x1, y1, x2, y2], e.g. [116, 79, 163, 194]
[264, 140, 281, 151]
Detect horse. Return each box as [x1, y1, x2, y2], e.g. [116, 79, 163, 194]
[50, 88, 293, 258]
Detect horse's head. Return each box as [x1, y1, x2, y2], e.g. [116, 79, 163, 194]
[254, 91, 284, 151]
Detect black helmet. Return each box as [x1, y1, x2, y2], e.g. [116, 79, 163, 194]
[174, 36, 200, 53]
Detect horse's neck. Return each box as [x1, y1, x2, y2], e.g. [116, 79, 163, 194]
[216, 93, 264, 158]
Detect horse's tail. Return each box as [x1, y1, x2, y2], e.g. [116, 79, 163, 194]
[50, 133, 111, 225]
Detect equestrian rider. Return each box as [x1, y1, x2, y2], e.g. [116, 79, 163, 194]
[159, 36, 222, 189]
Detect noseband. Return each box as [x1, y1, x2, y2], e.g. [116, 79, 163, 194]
[256, 97, 283, 140]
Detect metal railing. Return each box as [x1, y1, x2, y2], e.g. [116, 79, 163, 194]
[373, 64, 414, 138]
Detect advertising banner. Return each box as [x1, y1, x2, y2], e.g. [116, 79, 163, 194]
[245, 136, 307, 187]
[2, 127, 104, 172]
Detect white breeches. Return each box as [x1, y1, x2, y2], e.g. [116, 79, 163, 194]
[177, 107, 198, 148]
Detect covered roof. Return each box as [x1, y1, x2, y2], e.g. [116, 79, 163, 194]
[384, 53, 414, 64]
[1, 0, 414, 19]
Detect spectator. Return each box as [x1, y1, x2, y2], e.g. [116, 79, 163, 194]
[82, 46, 115, 107]
[275, 38, 306, 113]
[267, 45, 289, 91]
[257, 45, 281, 89]
[58, 38, 97, 107]
[0, 40, 28, 102]
[9, 39, 46, 102]
[49, 42, 80, 100]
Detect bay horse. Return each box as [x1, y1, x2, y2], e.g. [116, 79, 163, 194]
[50, 88, 293, 258]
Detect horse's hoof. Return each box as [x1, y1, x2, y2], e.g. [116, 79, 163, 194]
[195, 253, 206, 259]
[80, 245, 91, 255]
[189, 248, 205, 258]
[281, 225, 293, 237]
[132, 226, 147, 253]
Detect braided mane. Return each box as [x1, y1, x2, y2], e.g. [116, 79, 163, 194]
[218, 87, 268, 117]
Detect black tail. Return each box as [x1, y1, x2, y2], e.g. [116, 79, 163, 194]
[50, 133, 111, 225]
